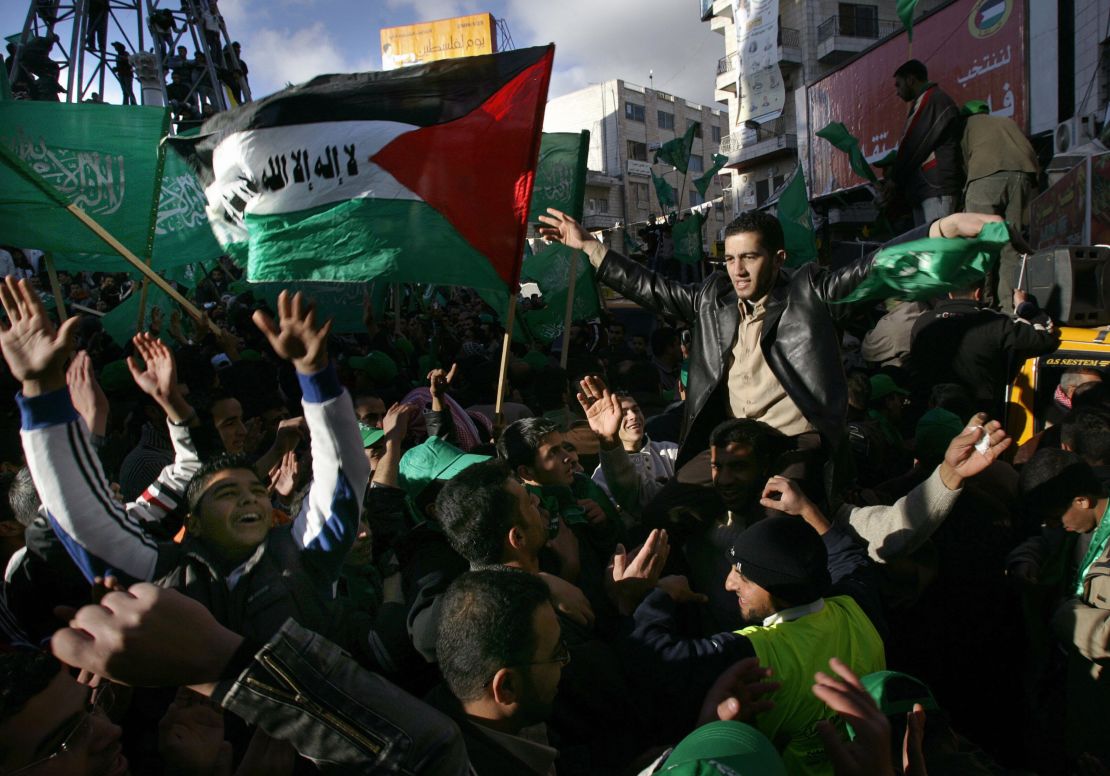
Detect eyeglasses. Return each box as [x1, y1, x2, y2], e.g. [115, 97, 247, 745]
[7, 686, 115, 775]
[520, 639, 572, 669]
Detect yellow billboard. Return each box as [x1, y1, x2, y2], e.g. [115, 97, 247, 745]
[380, 13, 497, 70]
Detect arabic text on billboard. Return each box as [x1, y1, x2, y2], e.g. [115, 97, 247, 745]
[807, 0, 1024, 197]
[734, 0, 784, 126]
[1029, 160, 1087, 249]
[380, 13, 496, 70]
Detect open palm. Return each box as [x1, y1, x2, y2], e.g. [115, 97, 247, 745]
[577, 374, 622, 440]
[0, 277, 79, 388]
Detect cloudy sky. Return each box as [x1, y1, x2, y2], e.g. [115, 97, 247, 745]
[2, 0, 725, 107]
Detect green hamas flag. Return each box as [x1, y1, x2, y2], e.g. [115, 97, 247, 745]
[695, 153, 728, 198]
[0, 102, 169, 260]
[52, 139, 223, 273]
[897, 0, 919, 41]
[652, 171, 676, 211]
[100, 281, 178, 346]
[836, 221, 1010, 304]
[528, 130, 589, 222]
[518, 243, 600, 342]
[655, 121, 698, 173]
[816, 122, 878, 184]
[672, 212, 706, 264]
[170, 46, 554, 294]
[777, 167, 817, 267]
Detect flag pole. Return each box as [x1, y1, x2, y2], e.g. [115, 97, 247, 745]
[494, 292, 518, 432]
[557, 253, 579, 370]
[43, 253, 68, 322]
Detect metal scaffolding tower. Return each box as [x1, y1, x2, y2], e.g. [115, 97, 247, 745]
[8, 0, 250, 126]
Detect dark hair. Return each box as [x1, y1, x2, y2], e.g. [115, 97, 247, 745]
[185, 453, 260, 514]
[436, 569, 551, 702]
[847, 370, 871, 410]
[650, 327, 678, 358]
[0, 472, 14, 525]
[894, 59, 928, 81]
[497, 417, 560, 471]
[436, 460, 518, 566]
[723, 210, 784, 255]
[1061, 403, 1110, 466]
[709, 418, 785, 469]
[0, 650, 61, 732]
[533, 367, 569, 412]
[10, 467, 41, 528]
[1018, 448, 1102, 518]
[929, 383, 975, 423]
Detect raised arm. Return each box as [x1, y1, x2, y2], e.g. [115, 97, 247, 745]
[253, 292, 370, 575]
[578, 375, 641, 512]
[539, 208, 699, 323]
[2, 278, 163, 582]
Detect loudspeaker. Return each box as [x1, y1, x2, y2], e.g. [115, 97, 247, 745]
[1021, 246, 1110, 326]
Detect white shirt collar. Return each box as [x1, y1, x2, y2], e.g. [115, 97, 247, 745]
[762, 597, 825, 627]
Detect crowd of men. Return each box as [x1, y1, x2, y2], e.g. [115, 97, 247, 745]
[5, 0, 249, 123]
[0, 58, 1107, 776]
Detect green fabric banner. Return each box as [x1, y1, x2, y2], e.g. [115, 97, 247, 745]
[777, 167, 817, 268]
[815, 122, 878, 184]
[672, 212, 706, 264]
[528, 130, 589, 222]
[652, 171, 676, 212]
[516, 243, 600, 342]
[694, 153, 728, 198]
[655, 121, 698, 174]
[897, 0, 919, 41]
[0, 102, 169, 261]
[836, 221, 1010, 304]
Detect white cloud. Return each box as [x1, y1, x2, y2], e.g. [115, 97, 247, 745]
[240, 22, 374, 98]
[383, 0, 486, 22]
[505, 0, 722, 107]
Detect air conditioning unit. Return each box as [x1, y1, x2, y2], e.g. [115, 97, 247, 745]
[1054, 115, 1096, 155]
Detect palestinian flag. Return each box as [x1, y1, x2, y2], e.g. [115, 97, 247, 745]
[169, 45, 554, 293]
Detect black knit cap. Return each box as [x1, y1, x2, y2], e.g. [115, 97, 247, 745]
[729, 516, 830, 606]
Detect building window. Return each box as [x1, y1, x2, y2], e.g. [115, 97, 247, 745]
[838, 3, 879, 38]
[596, 197, 609, 214]
[689, 155, 705, 173]
[712, 125, 722, 143]
[627, 140, 648, 161]
[689, 191, 704, 208]
[1101, 37, 1110, 108]
[631, 182, 650, 209]
[715, 201, 725, 220]
[755, 178, 770, 205]
[625, 102, 645, 122]
[690, 122, 703, 138]
[658, 110, 675, 130]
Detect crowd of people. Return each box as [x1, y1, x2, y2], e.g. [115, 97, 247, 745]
[5, 0, 249, 123]
[0, 194, 1104, 775]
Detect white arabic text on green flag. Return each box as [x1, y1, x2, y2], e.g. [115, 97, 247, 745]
[0, 102, 169, 261]
[835, 222, 1010, 304]
[672, 212, 706, 264]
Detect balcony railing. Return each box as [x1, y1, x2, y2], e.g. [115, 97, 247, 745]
[779, 27, 800, 48]
[717, 54, 736, 75]
[817, 15, 899, 44]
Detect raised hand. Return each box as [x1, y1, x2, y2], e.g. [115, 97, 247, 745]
[66, 350, 109, 436]
[760, 475, 830, 535]
[608, 528, 671, 615]
[268, 450, 301, 500]
[811, 657, 898, 776]
[929, 212, 1003, 240]
[577, 374, 623, 446]
[428, 363, 458, 399]
[382, 402, 419, 440]
[0, 276, 81, 396]
[252, 290, 332, 375]
[938, 413, 1011, 490]
[539, 571, 596, 628]
[657, 574, 709, 605]
[537, 208, 597, 252]
[697, 657, 780, 726]
[158, 687, 233, 776]
[127, 332, 193, 424]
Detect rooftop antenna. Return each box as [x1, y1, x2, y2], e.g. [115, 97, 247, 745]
[649, 68, 654, 90]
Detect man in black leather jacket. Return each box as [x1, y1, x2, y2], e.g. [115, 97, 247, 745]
[538, 208, 1006, 501]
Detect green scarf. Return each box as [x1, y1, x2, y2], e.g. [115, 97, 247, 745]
[1075, 500, 1110, 596]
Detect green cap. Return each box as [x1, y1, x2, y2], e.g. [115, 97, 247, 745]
[914, 408, 963, 466]
[239, 348, 262, 362]
[348, 351, 398, 383]
[661, 721, 786, 775]
[523, 350, 548, 371]
[228, 279, 251, 295]
[846, 670, 940, 740]
[869, 373, 908, 401]
[359, 423, 385, 448]
[962, 99, 990, 116]
[398, 436, 489, 501]
[394, 335, 415, 357]
[99, 360, 132, 392]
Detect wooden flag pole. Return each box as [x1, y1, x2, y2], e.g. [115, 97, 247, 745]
[494, 292, 519, 432]
[557, 253, 579, 370]
[135, 277, 150, 333]
[43, 253, 68, 322]
[60, 202, 221, 334]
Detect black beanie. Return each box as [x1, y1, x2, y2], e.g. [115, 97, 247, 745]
[729, 516, 830, 606]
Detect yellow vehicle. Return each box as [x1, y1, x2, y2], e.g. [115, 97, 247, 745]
[1007, 325, 1110, 445]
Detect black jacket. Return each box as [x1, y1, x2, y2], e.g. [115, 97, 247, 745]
[595, 229, 926, 470]
[909, 298, 1059, 416]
